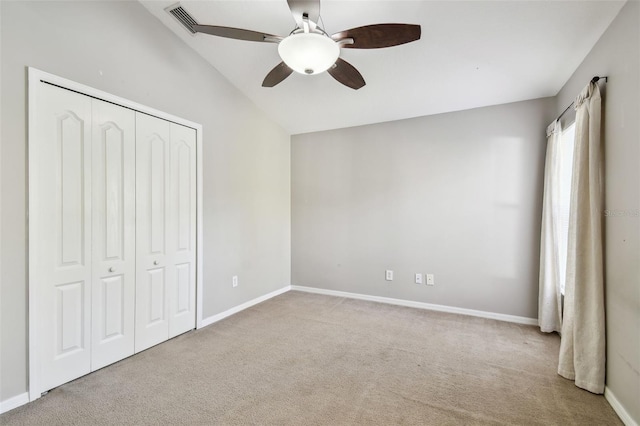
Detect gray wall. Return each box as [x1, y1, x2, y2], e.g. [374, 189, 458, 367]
[292, 97, 554, 319]
[0, 1, 291, 400]
[556, 1, 639, 422]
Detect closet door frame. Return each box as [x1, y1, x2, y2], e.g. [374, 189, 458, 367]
[27, 67, 204, 402]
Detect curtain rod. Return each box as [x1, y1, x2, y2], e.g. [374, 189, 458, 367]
[556, 76, 608, 122]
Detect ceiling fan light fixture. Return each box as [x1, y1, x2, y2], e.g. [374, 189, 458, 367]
[278, 33, 340, 75]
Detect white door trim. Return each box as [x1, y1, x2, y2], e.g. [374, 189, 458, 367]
[27, 67, 205, 402]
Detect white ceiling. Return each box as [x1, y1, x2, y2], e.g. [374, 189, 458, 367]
[140, 0, 625, 134]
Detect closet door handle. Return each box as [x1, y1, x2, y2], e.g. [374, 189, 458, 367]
[108, 267, 115, 273]
[153, 261, 159, 265]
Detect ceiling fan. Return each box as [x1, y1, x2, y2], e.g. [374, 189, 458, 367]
[191, 0, 421, 90]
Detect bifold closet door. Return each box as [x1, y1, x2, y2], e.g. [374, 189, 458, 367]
[90, 99, 136, 370]
[135, 113, 196, 353]
[34, 83, 93, 392]
[33, 85, 137, 391]
[168, 123, 197, 338]
[33, 80, 197, 393]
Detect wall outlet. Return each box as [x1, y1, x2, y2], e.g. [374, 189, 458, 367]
[415, 273, 423, 284]
[385, 270, 394, 281]
[426, 274, 435, 286]
[232, 275, 238, 288]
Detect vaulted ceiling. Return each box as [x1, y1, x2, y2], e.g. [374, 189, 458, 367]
[140, 0, 625, 134]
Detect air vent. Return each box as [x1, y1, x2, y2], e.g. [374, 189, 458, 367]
[165, 3, 198, 34]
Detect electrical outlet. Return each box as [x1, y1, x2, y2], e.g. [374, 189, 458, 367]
[385, 270, 394, 281]
[426, 274, 435, 286]
[415, 273, 423, 284]
[232, 275, 238, 288]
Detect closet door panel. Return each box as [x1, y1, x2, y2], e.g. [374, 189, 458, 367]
[135, 113, 171, 353]
[169, 124, 197, 337]
[35, 83, 93, 392]
[91, 99, 136, 370]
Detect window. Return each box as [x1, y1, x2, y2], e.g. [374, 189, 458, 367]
[557, 122, 575, 295]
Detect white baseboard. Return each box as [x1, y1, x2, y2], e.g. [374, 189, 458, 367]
[291, 286, 538, 326]
[605, 386, 638, 426]
[0, 392, 29, 414]
[199, 285, 291, 328]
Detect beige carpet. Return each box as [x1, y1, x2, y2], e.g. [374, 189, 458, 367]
[1, 291, 621, 425]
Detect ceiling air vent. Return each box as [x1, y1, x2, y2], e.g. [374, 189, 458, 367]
[165, 3, 198, 34]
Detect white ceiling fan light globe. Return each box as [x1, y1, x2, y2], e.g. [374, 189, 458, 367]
[278, 33, 340, 75]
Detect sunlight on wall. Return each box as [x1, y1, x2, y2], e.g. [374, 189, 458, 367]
[490, 137, 526, 279]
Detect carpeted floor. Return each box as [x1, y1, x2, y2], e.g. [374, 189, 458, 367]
[1, 291, 621, 425]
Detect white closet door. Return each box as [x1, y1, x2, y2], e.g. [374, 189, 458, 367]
[169, 123, 197, 338]
[135, 115, 197, 351]
[135, 113, 171, 352]
[34, 83, 93, 392]
[91, 100, 136, 370]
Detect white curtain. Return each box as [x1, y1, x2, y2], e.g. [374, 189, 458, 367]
[558, 81, 605, 394]
[538, 120, 563, 333]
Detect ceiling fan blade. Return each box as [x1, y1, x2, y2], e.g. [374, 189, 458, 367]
[327, 58, 366, 90]
[262, 62, 294, 87]
[332, 24, 421, 49]
[192, 25, 282, 43]
[287, 0, 320, 31]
